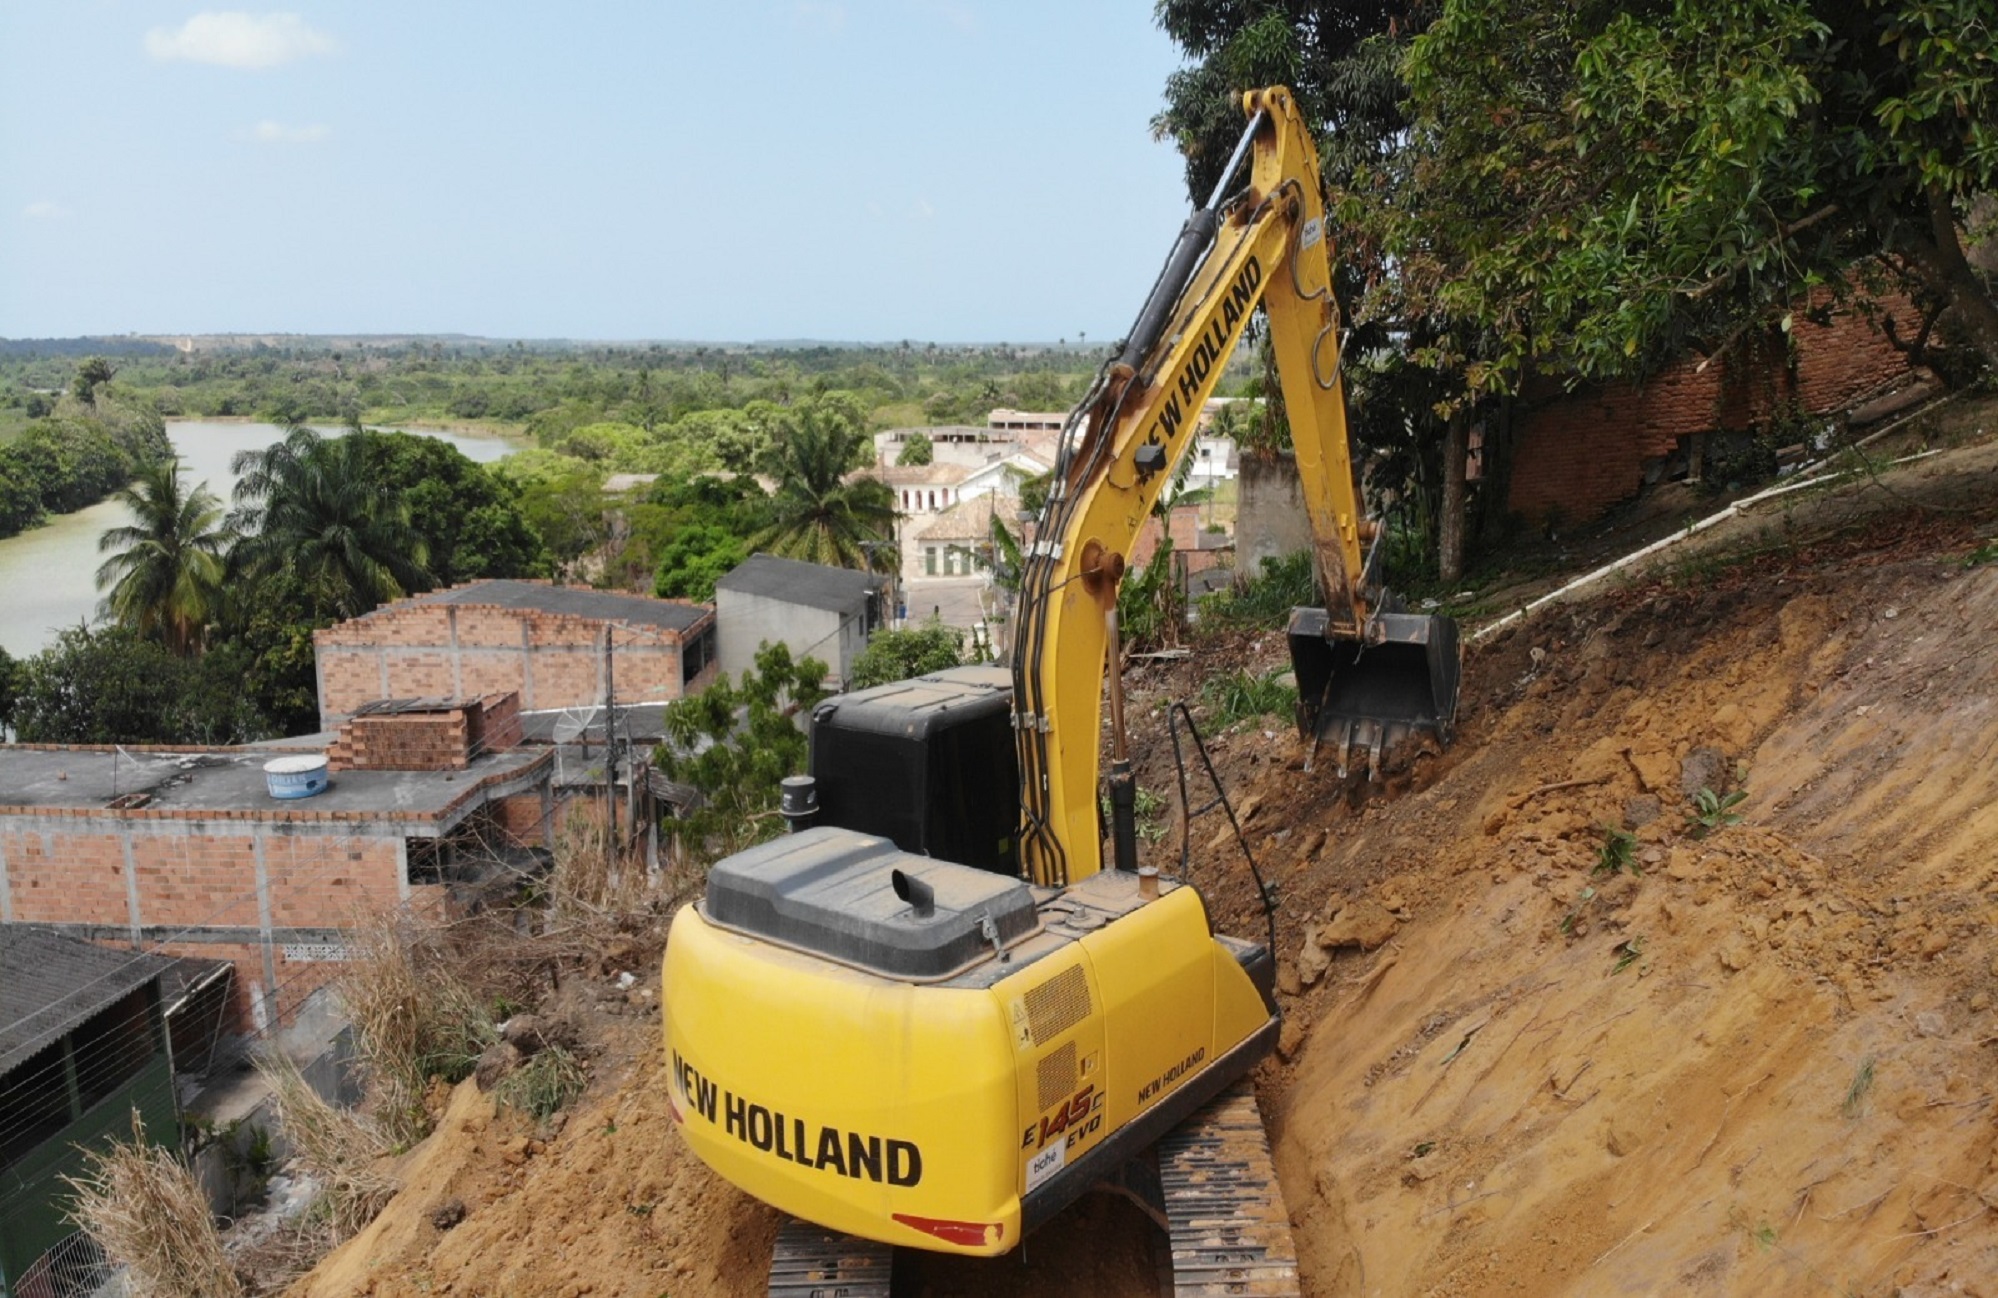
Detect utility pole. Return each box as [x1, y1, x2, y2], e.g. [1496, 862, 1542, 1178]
[603, 626, 617, 843]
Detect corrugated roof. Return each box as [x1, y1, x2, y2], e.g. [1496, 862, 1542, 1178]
[715, 554, 881, 614]
[0, 928, 182, 1075]
[407, 580, 710, 633]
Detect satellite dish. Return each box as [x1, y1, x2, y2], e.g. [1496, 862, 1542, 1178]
[551, 706, 595, 746]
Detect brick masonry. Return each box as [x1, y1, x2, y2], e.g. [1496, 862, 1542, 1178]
[0, 746, 554, 1037]
[314, 583, 718, 727]
[1508, 291, 1925, 524]
[326, 691, 526, 773]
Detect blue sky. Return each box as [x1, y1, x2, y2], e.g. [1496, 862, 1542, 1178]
[0, 3, 1199, 342]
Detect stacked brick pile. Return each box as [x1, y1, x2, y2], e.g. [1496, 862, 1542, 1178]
[326, 692, 524, 773]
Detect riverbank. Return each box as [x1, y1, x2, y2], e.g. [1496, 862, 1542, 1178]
[0, 420, 526, 659]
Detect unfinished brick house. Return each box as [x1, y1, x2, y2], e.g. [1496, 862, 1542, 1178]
[1507, 291, 1933, 525]
[0, 695, 553, 1038]
[313, 579, 718, 730]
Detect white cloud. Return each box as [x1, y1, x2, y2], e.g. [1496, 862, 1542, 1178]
[239, 120, 331, 143]
[145, 12, 338, 68]
[789, 1, 846, 33]
[22, 200, 68, 220]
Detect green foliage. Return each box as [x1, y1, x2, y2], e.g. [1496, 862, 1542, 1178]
[652, 522, 747, 602]
[355, 430, 548, 584]
[0, 397, 172, 539]
[753, 394, 896, 572]
[1612, 936, 1646, 974]
[230, 424, 433, 619]
[1195, 551, 1317, 633]
[632, 474, 773, 600]
[1391, 0, 1998, 389]
[1200, 668, 1298, 728]
[1116, 537, 1184, 652]
[656, 642, 830, 863]
[1686, 786, 1748, 837]
[1592, 826, 1642, 876]
[1965, 539, 1998, 568]
[895, 432, 934, 466]
[9, 625, 266, 744]
[95, 457, 231, 656]
[847, 622, 966, 690]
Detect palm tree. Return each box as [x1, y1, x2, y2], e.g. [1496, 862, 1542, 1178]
[753, 399, 897, 572]
[95, 457, 230, 656]
[229, 424, 432, 620]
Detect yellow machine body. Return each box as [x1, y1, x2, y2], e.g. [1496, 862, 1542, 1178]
[663, 865, 1276, 1256]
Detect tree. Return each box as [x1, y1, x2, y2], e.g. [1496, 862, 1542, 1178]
[653, 523, 748, 601]
[895, 432, 934, 466]
[656, 642, 830, 862]
[70, 356, 117, 403]
[354, 430, 548, 584]
[1392, 0, 1998, 387]
[1152, 2, 1483, 585]
[753, 395, 897, 572]
[229, 425, 433, 620]
[847, 622, 965, 690]
[95, 457, 231, 656]
[9, 626, 263, 745]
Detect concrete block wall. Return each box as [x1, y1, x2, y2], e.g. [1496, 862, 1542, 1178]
[1509, 291, 1922, 524]
[315, 590, 716, 727]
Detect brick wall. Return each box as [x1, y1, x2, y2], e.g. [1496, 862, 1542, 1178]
[315, 586, 716, 727]
[1509, 291, 1924, 524]
[1, 745, 555, 1038]
[1130, 505, 1227, 576]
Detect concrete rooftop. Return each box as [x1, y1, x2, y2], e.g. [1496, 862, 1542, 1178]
[0, 746, 546, 819]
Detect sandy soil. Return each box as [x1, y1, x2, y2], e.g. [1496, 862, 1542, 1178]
[288, 427, 1998, 1298]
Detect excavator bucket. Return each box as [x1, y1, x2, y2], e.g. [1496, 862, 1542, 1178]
[1287, 607, 1461, 779]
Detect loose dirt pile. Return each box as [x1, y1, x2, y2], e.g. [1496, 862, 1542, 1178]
[289, 433, 1998, 1297]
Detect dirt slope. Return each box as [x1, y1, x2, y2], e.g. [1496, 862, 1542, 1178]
[290, 438, 1998, 1298]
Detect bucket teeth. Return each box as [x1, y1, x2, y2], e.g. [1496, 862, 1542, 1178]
[1288, 606, 1462, 778]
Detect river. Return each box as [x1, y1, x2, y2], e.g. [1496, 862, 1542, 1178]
[0, 421, 524, 659]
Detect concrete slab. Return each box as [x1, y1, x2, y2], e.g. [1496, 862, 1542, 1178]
[0, 746, 547, 818]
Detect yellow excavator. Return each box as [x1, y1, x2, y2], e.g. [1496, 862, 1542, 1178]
[662, 87, 1459, 1295]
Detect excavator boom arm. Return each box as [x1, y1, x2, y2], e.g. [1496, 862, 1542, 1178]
[1013, 88, 1376, 887]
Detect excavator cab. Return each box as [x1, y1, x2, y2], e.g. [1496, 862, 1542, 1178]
[1288, 605, 1460, 779]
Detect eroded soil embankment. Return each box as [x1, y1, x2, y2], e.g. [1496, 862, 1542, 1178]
[289, 456, 1998, 1298]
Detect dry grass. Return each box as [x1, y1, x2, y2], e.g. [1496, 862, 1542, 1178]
[550, 802, 655, 916]
[64, 1114, 244, 1298]
[337, 909, 495, 1146]
[255, 1051, 397, 1237]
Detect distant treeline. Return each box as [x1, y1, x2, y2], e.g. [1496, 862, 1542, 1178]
[0, 338, 1251, 435]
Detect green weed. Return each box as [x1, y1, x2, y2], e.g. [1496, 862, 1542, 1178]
[1559, 886, 1596, 935]
[497, 1046, 587, 1121]
[1842, 1056, 1875, 1119]
[1686, 787, 1747, 838]
[1593, 826, 1641, 876]
[1966, 539, 1998, 568]
[1200, 667, 1297, 728]
[1195, 551, 1316, 632]
[1612, 937, 1646, 974]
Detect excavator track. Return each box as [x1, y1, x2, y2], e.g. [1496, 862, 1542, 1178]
[1155, 1081, 1301, 1298]
[767, 1217, 893, 1298]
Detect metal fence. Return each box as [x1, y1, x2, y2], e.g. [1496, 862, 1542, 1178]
[8, 1232, 123, 1298]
